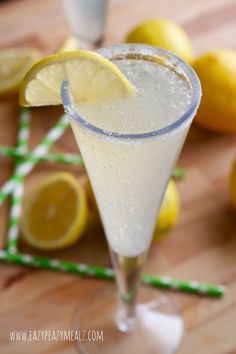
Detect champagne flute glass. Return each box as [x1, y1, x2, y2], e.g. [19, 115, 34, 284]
[61, 44, 201, 354]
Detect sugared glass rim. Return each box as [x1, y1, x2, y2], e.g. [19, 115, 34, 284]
[61, 44, 201, 141]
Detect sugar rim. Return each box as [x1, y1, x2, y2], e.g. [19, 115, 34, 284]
[61, 44, 201, 141]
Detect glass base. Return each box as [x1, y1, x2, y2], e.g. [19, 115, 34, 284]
[73, 287, 184, 354]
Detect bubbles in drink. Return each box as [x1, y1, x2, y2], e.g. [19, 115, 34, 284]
[76, 59, 191, 135]
[71, 57, 193, 256]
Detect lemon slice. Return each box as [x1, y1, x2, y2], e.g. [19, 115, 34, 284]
[20, 50, 133, 106]
[0, 48, 41, 95]
[21, 172, 88, 250]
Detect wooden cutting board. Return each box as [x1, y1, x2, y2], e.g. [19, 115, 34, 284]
[0, 0, 236, 353]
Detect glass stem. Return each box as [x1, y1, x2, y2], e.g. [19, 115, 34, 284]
[110, 249, 147, 332]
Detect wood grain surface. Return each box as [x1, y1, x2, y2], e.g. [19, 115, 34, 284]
[0, 0, 236, 353]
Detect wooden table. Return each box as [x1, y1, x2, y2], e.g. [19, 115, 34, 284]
[0, 0, 236, 353]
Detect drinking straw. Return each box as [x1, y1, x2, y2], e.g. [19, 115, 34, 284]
[6, 108, 31, 253]
[0, 109, 221, 298]
[172, 167, 185, 180]
[0, 113, 69, 206]
[0, 146, 184, 179]
[0, 146, 84, 166]
[0, 249, 225, 298]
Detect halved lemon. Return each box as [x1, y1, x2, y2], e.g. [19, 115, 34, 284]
[20, 50, 133, 106]
[0, 48, 41, 95]
[21, 172, 88, 250]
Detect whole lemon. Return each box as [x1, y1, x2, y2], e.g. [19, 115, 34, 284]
[153, 180, 180, 242]
[192, 50, 236, 133]
[230, 159, 236, 210]
[125, 19, 194, 63]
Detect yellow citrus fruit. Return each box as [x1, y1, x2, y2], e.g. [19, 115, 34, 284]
[20, 50, 133, 107]
[192, 50, 236, 133]
[0, 47, 41, 95]
[21, 172, 88, 250]
[230, 159, 236, 210]
[152, 180, 180, 242]
[58, 36, 79, 52]
[125, 19, 194, 63]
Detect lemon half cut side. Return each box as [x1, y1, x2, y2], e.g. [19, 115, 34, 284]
[21, 172, 89, 250]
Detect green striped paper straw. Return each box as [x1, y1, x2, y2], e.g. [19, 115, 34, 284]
[6, 108, 31, 253]
[0, 146, 84, 166]
[0, 146, 185, 180]
[0, 113, 69, 206]
[0, 249, 225, 298]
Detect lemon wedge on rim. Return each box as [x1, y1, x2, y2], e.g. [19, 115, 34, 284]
[20, 50, 133, 106]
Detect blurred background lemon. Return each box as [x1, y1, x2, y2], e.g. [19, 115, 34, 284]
[192, 50, 236, 134]
[125, 18, 195, 63]
[0, 48, 41, 95]
[230, 159, 236, 210]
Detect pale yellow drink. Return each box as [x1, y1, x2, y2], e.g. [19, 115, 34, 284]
[70, 58, 192, 257]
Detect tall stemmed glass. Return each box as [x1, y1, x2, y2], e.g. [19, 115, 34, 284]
[61, 44, 201, 354]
